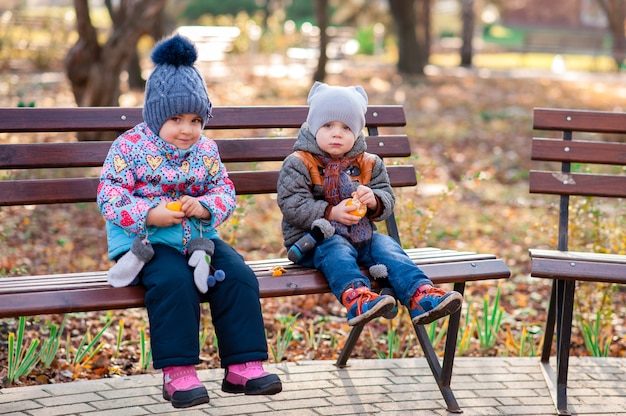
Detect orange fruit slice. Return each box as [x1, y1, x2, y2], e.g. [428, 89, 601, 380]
[346, 196, 367, 217]
[166, 201, 182, 211]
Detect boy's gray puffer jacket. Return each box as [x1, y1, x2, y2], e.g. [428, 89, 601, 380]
[277, 123, 395, 248]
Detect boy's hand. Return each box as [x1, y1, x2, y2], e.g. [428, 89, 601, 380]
[353, 185, 377, 211]
[329, 200, 363, 226]
[180, 195, 211, 220]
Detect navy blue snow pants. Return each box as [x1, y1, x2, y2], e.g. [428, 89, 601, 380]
[137, 240, 269, 369]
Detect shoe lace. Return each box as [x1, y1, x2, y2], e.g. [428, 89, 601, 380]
[410, 286, 446, 309]
[343, 286, 378, 315]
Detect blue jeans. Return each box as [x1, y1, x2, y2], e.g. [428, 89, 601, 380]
[298, 232, 432, 306]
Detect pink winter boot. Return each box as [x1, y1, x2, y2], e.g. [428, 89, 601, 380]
[162, 365, 209, 408]
[222, 361, 282, 395]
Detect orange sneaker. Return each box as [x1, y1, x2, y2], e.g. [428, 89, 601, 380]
[341, 285, 396, 326]
[409, 285, 463, 325]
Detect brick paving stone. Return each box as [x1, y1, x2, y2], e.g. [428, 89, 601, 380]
[254, 410, 319, 416]
[88, 395, 160, 410]
[27, 403, 96, 416]
[384, 382, 439, 393]
[35, 392, 104, 408]
[1, 357, 626, 415]
[497, 404, 565, 415]
[79, 406, 153, 416]
[325, 392, 391, 406]
[0, 399, 43, 414]
[1, 413, 35, 416]
[267, 396, 333, 411]
[206, 403, 275, 415]
[0, 386, 51, 402]
[454, 406, 507, 416]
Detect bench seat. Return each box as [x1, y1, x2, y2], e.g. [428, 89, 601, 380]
[0, 248, 509, 318]
[530, 249, 626, 283]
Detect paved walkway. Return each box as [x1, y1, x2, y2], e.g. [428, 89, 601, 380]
[1, 357, 626, 416]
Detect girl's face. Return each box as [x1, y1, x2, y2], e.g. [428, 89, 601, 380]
[158, 113, 203, 150]
[315, 120, 356, 158]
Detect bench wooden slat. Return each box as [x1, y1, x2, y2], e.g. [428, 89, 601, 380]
[533, 108, 626, 133]
[0, 106, 406, 133]
[0, 135, 412, 169]
[531, 258, 626, 284]
[532, 138, 626, 165]
[0, 248, 502, 294]
[0, 249, 510, 318]
[0, 165, 417, 206]
[530, 249, 626, 264]
[528, 171, 626, 198]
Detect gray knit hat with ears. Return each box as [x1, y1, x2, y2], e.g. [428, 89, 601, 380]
[306, 81, 368, 136]
[143, 34, 212, 135]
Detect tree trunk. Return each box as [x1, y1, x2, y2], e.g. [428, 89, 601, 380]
[313, 0, 329, 82]
[389, 0, 429, 74]
[127, 7, 169, 91]
[459, 0, 474, 67]
[416, 0, 432, 66]
[596, 0, 625, 70]
[65, 0, 167, 108]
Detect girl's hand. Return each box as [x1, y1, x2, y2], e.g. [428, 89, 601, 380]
[146, 202, 185, 227]
[180, 195, 211, 220]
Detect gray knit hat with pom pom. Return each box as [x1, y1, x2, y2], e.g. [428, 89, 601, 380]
[143, 34, 212, 135]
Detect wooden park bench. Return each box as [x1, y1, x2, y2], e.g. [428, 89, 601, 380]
[522, 30, 609, 57]
[529, 108, 626, 415]
[517, 29, 610, 71]
[0, 105, 511, 413]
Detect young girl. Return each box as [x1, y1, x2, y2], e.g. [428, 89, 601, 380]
[97, 34, 281, 409]
[277, 82, 463, 327]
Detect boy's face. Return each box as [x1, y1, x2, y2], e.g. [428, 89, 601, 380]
[159, 113, 203, 150]
[315, 120, 356, 158]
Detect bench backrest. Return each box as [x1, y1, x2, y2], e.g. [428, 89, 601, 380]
[530, 108, 626, 250]
[0, 105, 415, 243]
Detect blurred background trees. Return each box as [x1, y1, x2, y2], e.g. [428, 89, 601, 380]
[1, 0, 624, 111]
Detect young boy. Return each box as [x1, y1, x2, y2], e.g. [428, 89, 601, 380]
[277, 82, 463, 327]
[97, 34, 281, 409]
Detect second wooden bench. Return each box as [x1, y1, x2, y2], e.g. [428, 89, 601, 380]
[530, 107, 626, 415]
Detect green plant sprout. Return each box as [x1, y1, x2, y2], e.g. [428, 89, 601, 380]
[269, 313, 299, 363]
[476, 285, 503, 350]
[6, 316, 41, 384]
[71, 316, 114, 364]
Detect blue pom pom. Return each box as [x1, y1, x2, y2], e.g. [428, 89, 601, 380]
[207, 275, 217, 288]
[151, 34, 197, 67]
[206, 270, 225, 288]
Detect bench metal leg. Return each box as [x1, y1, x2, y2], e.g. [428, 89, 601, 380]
[413, 281, 464, 413]
[335, 282, 465, 413]
[414, 310, 462, 413]
[540, 279, 574, 415]
[335, 323, 365, 368]
[541, 282, 557, 362]
[555, 279, 575, 415]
